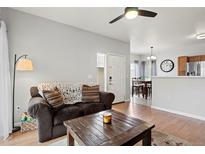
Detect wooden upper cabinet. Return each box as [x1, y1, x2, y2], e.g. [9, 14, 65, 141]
[188, 55, 201, 62]
[178, 56, 188, 76]
[199, 55, 205, 61]
[178, 55, 205, 76]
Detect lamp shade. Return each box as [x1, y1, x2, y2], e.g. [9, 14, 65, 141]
[16, 58, 33, 71]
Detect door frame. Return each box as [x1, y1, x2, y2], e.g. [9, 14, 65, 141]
[105, 53, 127, 103]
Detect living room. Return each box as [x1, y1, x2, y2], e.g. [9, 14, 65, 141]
[1, 0, 205, 154]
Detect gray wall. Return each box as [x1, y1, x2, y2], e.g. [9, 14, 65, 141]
[2, 8, 130, 122]
[0, 8, 2, 18]
[152, 77, 205, 121]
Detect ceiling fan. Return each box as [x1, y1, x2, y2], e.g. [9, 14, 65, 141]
[109, 7, 158, 24]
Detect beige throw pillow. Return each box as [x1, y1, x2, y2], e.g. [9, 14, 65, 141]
[82, 85, 100, 103]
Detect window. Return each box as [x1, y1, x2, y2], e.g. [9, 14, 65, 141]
[130, 60, 140, 78]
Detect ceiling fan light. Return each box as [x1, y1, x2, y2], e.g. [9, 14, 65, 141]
[125, 10, 138, 19]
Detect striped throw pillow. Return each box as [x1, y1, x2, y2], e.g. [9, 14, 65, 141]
[43, 87, 64, 108]
[82, 85, 100, 103]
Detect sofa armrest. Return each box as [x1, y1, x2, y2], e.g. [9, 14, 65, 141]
[99, 92, 115, 109]
[28, 97, 53, 142]
[28, 97, 51, 118]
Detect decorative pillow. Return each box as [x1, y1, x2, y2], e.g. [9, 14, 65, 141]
[42, 87, 64, 108]
[37, 82, 82, 105]
[61, 84, 82, 105]
[82, 85, 100, 103]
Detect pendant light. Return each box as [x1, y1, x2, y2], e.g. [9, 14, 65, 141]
[147, 46, 156, 60]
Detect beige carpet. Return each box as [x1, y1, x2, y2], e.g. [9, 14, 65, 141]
[136, 130, 191, 146]
[49, 130, 191, 146]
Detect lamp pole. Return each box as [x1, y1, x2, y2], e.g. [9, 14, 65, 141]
[12, 54, 28, 133]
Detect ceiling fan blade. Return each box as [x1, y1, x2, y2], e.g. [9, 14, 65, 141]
[138, 9, 157, 17]
[109, 14, 124, 24]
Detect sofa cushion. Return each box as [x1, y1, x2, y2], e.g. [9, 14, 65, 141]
[76, 102, 105, 115]
[82, 85, 100, 103]
[53, 105, 83, 126]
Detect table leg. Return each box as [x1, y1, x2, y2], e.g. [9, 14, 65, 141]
[67, 131, 74, 146]
[145, 87, 148, 99]
[132, 86, 134, 97]
[144, 83, 148, 99]
[143, 87, 148, 99]
[142, 130, 151, 146]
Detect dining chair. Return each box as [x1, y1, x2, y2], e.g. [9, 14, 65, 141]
[132, 78, 144, 97]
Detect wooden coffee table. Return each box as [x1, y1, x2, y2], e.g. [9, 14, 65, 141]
[64, 109, 155, 146]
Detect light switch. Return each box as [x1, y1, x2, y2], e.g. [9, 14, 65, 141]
[88, 74, 93, 79]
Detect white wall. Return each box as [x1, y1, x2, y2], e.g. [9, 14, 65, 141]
[2, 8, 130, 122]
[152, 77, 205, 121]
[0, 8, 2, 17]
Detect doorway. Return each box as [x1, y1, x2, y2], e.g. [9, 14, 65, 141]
[96, 53, 126, 104]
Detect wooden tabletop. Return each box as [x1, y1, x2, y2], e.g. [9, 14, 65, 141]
[64, 110, 155, 146]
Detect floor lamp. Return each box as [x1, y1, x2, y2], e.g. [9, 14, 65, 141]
[12, 54, 33, 133]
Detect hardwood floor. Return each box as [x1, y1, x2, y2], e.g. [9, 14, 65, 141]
[113, 102, 205, 145]
[1, 101, 205, 146]
[0, 130, 65, 146]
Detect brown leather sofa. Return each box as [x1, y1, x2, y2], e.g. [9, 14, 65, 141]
[28, 87, 115, 142]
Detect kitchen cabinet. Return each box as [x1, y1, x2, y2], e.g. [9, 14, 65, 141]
[178, 56, 188, 76]
[97, 53, 105, 68]
[200, 55, 205, 61]
[178, 55, 205, 76]
[188, 55, 201, 62]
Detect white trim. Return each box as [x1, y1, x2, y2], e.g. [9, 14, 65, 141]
[125, 99, 130, 102]
[151, 105, 205, 121]
[106, 52, 126, 58]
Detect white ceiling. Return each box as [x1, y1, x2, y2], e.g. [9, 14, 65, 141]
[13, 7, 205, 54]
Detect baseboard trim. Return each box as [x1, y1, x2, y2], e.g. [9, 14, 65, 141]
[125, 99, 130, 102]
[151, 105, 205, 121]
[112, 101, 126, 105]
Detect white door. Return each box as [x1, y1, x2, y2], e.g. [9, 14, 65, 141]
[106, 54, 126, 103]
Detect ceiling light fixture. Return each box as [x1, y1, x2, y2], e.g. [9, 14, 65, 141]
[147, 46, 156, 60]
[196, 33, 205, 40]
[125, 7, 138, 19]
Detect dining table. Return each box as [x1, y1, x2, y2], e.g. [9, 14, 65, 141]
[132, 79, 152, 99]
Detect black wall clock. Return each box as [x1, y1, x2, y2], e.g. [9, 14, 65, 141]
[160, 59, 174, 72]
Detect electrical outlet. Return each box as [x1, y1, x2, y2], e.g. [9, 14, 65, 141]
[16, 106, 20, 111]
